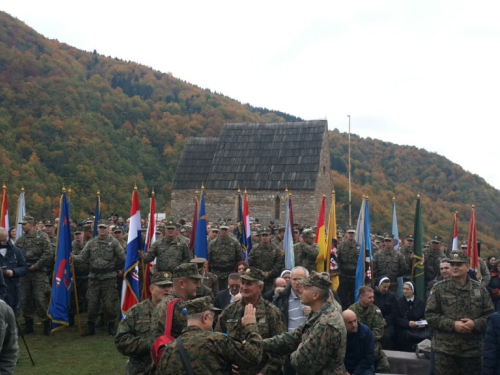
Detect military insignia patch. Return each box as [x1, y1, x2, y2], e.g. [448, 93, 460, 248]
[164, 273, 170, 279]
[474, 289, 481, 297]
[246, 268, 251, 274]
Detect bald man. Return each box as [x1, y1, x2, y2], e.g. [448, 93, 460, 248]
[342, 310, 375, 375]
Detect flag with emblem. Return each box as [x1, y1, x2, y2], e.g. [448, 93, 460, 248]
[283, 192, 295, 270]
[194, 191, 208, 259]
[1, 185, 8, 233]
[141, 191, 157, 300]
[121, 187, 142, 317]
[92, 191, 101, 237]
[15, 188, 25, 242]
[412, 195, 425, 299]
[243, 190, 252, 257]
[315, 195, 327, 272]
[237, 190, 249, 260]
[466, 205, 481, 279]
[327, 191, 339, 290]
[48, 191, 73, 332]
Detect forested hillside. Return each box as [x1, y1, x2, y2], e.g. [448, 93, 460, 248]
[0, 11, 499, 255]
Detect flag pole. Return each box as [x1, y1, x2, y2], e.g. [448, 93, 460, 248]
[366, 196, 374, 288]
[67, 186, 82, 336]
[348, 115, 352, 226]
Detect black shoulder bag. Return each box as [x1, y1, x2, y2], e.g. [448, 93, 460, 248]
[176, 335, 195, 375]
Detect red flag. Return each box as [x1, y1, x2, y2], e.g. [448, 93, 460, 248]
[189, 192, 199, 255]
[141, 192, 156, 300]
[1, 185, 8, 230]
[466, 206, 480, 275]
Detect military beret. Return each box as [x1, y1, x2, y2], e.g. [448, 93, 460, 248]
[173, 263, 205, 279]
[383, 233, 394, 241]
[19, 215, 35, 224]
[406, 234, 414, 241]
[97, 220, 108, 228]
[431, 235, 442, 244]
[164, 220, 176, 229]
[219, 222, 229, 229]
[460, 240, 468, 249]
[241, 267, 264, 281]
[150, 272, 173, 286]
[299, 271, 332, 290]
[302, 229, 315, 238]
[449, 251, 469, 263]
[258, 227, 271, 235]
[184, 298, 221, 315]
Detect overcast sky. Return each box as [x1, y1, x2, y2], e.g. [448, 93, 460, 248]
[3, 1, 500, 189]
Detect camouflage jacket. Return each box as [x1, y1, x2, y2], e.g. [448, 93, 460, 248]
[271, 235, 283, 249]
[150, 293, 212, 340]
[423, 249, 444, 284]
[247, 243, 284, 280]
[202, 271, 219, 294]
[158, 324, 263, 374]
[477, 257, 491, 286]
[262, 300, 347, 375]
[144, 236, 191, 274]
[337, 240, 361, 278]
[293, 242, 320, 272]
[400, 245, 414, 278]
[216, 296, 285, 375]
[16, 230, 53, 272]
[115, 298, 156, 375]
[425, 277, 494, 356]
[348, 302, 384, 341]
[73, 235, 125, 280]
[71, 240, 89, 277]
[372, 249, 408, 282]
[208, 237, 242, 275]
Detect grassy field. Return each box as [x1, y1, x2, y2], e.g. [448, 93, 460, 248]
[15, 317, 127, 375]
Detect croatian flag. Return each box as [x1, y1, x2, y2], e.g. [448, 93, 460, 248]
[243, 191, 252, 256]
[141, 192, 157, 300]
[121, 188, 141, 317]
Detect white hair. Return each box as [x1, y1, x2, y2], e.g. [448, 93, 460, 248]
[291, 266, 309, 278]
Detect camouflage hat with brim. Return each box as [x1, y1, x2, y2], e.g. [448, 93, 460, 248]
[173, 263, 205, 279]
[431, 235, 442, 244]
[219, 222, 229, 229]
[460, 241, 468, 249]
[19, 215, 35, 224]
[302, 229, 315, 238]
[449, 251, 469, 263]
[383, 233, 394, 241]
[165, 220, 176, 229]
[299, 271, 332, 290]
[346, 226, 356, 233]
[113, 226, 123, 233]
[184, 299, 221, 315]
[97, 219, 108, 228]
[258, 227, 271, 235]
[406, 234, 414, 241]
[74, 226, 84, 234]
[211, 226, 219, 232]
[241, 267, 264, 281]
[83, 224, 93, 232]
[190, 257, 207, 269]
[150, 272, 173, 286]
[44, 220, 54, 226]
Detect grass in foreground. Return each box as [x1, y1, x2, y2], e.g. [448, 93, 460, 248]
[15, 317, 127, 375]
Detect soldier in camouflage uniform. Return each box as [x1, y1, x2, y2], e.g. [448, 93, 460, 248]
[426, 251, 494, 375]
[43, 220, 57, 282]
[115, 272, 173, 375]
[72, 220, 125, 336]
[208, 222, 242, 291]
[459, 241, 490, 286]
[16, 215, 54, 335]
[372, 233, 408, 294]
[190, 258, 217, 298]
[263, 272, 347, 375]
[141, 220, 191, 274]
[69, 227, 89, 322]
[424, 236, 446, 287]
[150, 263, 211, 341]
[349, 286, 390, 373]
[271, 226, 285, 249]
[337, 227, 361, 310]
[216, 267, 285, 375]
[247, 227, 284, 293]
[158, 299, 263, 375]
[293, 229, 320, 272]
[400, 234, 414, 282]
[113, 226, 127, 250]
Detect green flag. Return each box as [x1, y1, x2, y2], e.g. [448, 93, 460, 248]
[412, 194, 425, 299]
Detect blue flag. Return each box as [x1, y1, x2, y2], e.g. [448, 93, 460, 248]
[194, 193, 208, 259]
[284, 194, 295, 270]
[48, 192, 73, 332]
[93, 193, 101, 237]
[355, 198, 372, 302]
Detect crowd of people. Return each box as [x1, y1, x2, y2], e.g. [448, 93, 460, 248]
[0, 212, 499, 375]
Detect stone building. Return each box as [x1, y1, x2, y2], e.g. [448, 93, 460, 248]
[170, 120, 333, 226]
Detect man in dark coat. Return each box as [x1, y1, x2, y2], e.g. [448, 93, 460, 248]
[482, 310, 500, 375]
[342, 309, 375, 375]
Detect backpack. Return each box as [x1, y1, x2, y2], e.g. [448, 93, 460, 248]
[151, 297, 183, 366]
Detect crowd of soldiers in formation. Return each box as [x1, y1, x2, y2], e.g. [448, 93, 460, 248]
[3, 213, 500, 374]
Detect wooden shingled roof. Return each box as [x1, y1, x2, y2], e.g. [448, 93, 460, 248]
[171, 120, 328, 190]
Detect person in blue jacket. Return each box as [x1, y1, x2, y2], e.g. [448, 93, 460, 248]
[482, 310, 500, 375]
[342, 309, 375, 375]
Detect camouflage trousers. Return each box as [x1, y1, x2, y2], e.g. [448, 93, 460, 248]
[20, 271, 50, 321]
[338, 276, 356, 310]
[70, 277, 88, 315]
[375, 341, 390, 373]
[87, 278, 119, 323]
[434, 352, 481, 375]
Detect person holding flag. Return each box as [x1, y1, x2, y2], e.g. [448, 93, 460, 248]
[72, 220, 125, 336]
[372, 232, 408, 295]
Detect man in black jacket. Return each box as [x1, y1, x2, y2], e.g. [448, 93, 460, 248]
[342, 309, 375, 375]
[0, 227, 28, 314]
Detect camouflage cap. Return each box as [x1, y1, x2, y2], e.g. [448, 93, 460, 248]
[74, 226, 84, 234]
[277, 226, 285, 233]
[184, 225, 192, 231]
[302, 229, 315, 238]
[211, 226, 219, 232]
[299, 271, 332, 290]
[383, 233, 394, 241]
[449, 251, 469, 263]
[173, 263, 205, 279]
[184, 298, 221, 315]
[141, 225, 147, 231]
[460, 240, 468, 249]
[113, 226, 123, 233]
[83, 224, 93, 232]
[150, 271, 173, 286]
[190, 257, 207, 269]
[251, 229, 259, 236]
[346, 226, 356, 233]
[44, 220, 54, 226]
[164, 220, 176, 229]
[258, 227, 271, 235]
[219, 222, 229, 229]
[18, 215, 35, 224]
[241, 267, 264, 281]
[97, 220, 108, 228]
[406, 234, 414, 241]
[431, 235, 442, 244]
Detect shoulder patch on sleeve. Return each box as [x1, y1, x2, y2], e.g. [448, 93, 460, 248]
[222, 333, 228, 337]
